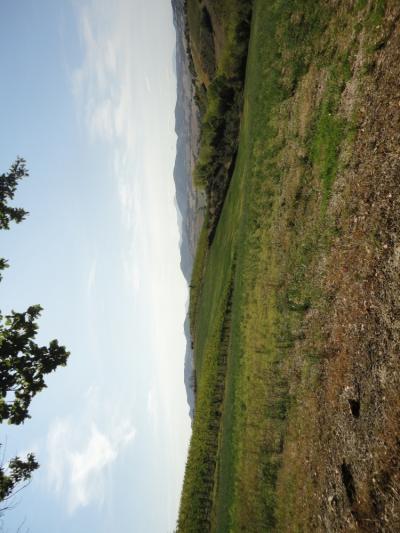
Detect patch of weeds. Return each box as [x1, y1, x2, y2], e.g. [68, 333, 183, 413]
[355, 0, 368, 10]
[308, 56, 353, 207]
[367, 0, 386, 28]
[309, 96, 346, 206]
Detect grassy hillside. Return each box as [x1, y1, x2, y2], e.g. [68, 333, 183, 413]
[185, 0, 252, 244]
[179, 0, 400, 531]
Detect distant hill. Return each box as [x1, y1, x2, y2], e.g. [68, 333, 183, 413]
[172, 0, 205, 421]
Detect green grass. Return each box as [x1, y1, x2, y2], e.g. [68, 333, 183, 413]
[189, 216, 209, 336]
[177, 0, 380, 530]
[308, 63, 350, 206]
[367, 0, 386, 26]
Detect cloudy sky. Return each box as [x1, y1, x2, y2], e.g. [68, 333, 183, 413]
[0, 1, 191, 531]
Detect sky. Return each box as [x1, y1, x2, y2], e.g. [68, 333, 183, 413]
[0, 1, 191, 532]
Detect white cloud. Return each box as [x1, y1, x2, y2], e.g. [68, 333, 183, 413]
[69, 425, 117, 511]
[47, 419, 70, 494]
[46, 416, 135, 513]
[87, 258, 97, 295]
[89, 98, 115, 141]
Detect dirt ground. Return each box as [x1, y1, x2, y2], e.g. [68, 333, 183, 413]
[307, 4, 400, 531]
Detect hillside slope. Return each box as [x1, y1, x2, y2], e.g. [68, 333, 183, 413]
[172, 0, 206, 419]
[178, 1, 400, 531]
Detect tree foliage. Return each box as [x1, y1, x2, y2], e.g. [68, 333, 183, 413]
[0, 158, 70, 507]
[0, 157, 29, 284]
[0, 157, 29, 231]
[190, 1, 253, 245]
[0, 451, 39, 507]
[0, 305, 69, 425]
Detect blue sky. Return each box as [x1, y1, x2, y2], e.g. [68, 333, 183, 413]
[0, 1, 191, 532]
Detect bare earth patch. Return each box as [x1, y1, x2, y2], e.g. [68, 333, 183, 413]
[290, 5, 400, 531]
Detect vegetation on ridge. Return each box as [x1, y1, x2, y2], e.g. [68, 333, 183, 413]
[185, 0, 252, 244]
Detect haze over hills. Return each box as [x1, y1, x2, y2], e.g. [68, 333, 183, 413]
[172, 0, 205, 420]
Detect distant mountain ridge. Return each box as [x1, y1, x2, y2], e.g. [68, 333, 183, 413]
[172, 0, 205, 421]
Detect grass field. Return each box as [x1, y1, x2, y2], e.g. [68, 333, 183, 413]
[178, 0, 400, 531]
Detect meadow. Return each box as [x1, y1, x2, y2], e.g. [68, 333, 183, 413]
[178, 0, 400, 531]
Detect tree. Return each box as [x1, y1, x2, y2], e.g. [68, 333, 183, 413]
[0, 305, 69, 425]
[0, 158, 70, 507]
[0, 157, 28, 230]
[0, 450, 38, 510]
[0, 158, 29, 284]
